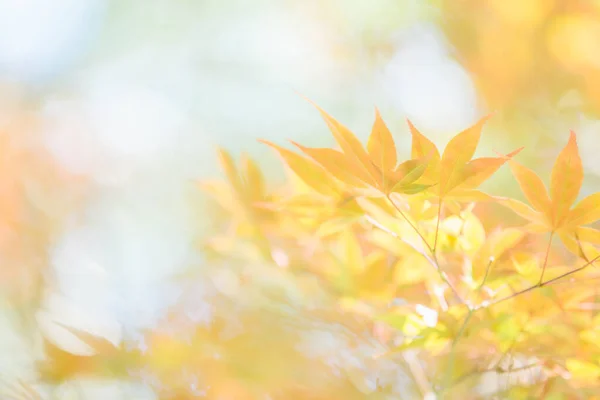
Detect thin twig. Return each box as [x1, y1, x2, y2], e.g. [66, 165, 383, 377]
[538, 231, 554, 285]
[448, 362, 540, 389]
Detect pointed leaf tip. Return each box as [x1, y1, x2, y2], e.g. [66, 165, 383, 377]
[550, 130, 583, 227]
[367, 107, 396, 172]
[259, 139, 337, 195]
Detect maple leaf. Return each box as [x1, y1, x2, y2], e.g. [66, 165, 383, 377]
[498, 131, 600, 256]
[200, 148, 280, 260]
[262, 102, 430, 196]
[407, 116, 523, 202]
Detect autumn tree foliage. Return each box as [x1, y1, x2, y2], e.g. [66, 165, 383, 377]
[21, 101, 600, 399]
[201, 101, 600, 399]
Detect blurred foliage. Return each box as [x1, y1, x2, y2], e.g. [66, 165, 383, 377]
[192, 105, 600, 398]
[4, 1, 600, 399]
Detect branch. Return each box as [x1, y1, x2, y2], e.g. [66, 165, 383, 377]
[479, 254, 600, 310]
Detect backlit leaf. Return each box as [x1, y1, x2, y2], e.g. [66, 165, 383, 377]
[457, 148, 523, 190]
[367, 108, 396, 172]
[392, 159, 429, 187]
[259, 140, 337, 196]
[550, 131, 583, 227]
[509, 160, 552, 216]
[290, 141, 370, 187]
[569, 192, 600, 227]
[439, 115, 491, 194]
[307, 100, 379, 181]
[408, 119, 440, 183]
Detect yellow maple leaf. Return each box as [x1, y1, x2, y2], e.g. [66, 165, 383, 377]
[499, 131, 600, 256]
[264, 101, 431, 196]
[407, 115, 523, 202]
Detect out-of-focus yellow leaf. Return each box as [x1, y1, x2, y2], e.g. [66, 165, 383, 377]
[472, 227, 525, 280]
[512, 251, 539, 277]
[459, 211, 486, 255]
[341, 229, 363, 274]
[394, 255, 429, 285]
[566, 359, 600, 381]
[240, 152, 265, 200]
[218, 148, 245, 198]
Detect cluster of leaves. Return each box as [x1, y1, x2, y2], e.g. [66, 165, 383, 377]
[23, 100, 600, 399]
[200, 101, 600, 399]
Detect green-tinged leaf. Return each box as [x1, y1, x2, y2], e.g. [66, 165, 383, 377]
[376, 313, 407, 330]
[393, 158, 429, 187]
[391, 183, 434, 195]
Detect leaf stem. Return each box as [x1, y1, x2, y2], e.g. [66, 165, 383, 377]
[385, 194, 465, 305]
[538, 231, 554, 285]
[386, 194, 433, 254]
[433, 196, 443, 253]
[477, 258, 494, 291]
